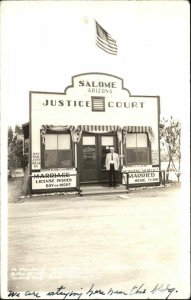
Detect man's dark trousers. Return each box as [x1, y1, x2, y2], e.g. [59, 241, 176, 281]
[109, 164, 116, 187]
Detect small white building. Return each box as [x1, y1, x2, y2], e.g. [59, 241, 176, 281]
[24, 72, 161, 194]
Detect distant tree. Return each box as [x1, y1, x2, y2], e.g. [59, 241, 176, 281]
[14, 124, 23, 134]
[8, 137, 23, 177]
[160, 116, 181, 182]
[8, 126, 13, 145]
[8, 125, 28, 177]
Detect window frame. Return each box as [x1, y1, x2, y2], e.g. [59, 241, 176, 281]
[41, 131, 74, 169]
[124, 133, 151, 165]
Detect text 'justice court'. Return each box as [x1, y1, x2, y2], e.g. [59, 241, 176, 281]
[42, 100, 145, 108]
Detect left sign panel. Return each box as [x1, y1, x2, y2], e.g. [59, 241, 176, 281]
[32, 170, 77, 190]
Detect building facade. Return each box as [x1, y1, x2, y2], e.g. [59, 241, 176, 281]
[28, 72, 161, 193]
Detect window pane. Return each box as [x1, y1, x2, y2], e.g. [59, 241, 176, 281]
[83, 136, 95, 145]
[137, 149, 149, 163]
[45, 134, 57, 150]
[58, 134, 71, 150]
[101, 136, 114, 146]
[137, 133, 147, 147]
[44, 150, 58, 167]
[126, 149, 137, 163]
[126, 134, 136, 147]
[58, 150, 72, 167]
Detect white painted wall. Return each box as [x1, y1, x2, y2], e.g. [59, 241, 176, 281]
[31, 73, 159, 170]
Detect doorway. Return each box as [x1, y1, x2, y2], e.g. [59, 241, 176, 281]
[78, 133, 118, 183]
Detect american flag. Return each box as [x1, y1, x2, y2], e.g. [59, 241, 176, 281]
[95, 20, 117, 55]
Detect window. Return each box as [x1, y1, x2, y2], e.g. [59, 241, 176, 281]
[82, 135, 96, 169]
[83, 136, 96, 145]
[124, 133, 150, 164]
[101, 136, 114, 146]
[91, 96, 105, 111]
[43, 133, 72, 168]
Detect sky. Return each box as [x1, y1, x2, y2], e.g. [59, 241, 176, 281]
[0, 0, 190, 128]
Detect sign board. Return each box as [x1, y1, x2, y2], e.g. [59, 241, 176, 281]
[32, 152, 41, 170]
[151, 150, 159, 165]
[122, 165, 160, 185]
[30, 74, 159, 129]
[32, 169, 77, 190]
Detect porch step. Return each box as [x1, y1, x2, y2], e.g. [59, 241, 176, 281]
[80, 185, 128, 196]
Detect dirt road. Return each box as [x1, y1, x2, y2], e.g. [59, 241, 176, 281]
[7, 184, 190, 299]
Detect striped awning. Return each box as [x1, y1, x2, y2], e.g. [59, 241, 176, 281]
[78, 125, 154, 142]
[41, 124, 153, 133]
[78, 125, 153, 134]
[123, 126, 153, 133]
[78, 125, 121, 132]
[41, 125, 81, 143]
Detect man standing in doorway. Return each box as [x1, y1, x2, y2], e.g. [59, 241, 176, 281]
[105, 146, 119, 187]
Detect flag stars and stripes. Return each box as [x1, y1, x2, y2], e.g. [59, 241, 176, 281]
[95, 20, 118, 55]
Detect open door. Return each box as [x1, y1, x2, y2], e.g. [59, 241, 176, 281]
[98, 134, 118, 182]
[78, 132, 119, 183]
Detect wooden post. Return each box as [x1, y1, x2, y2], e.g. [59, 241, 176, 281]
[120, 140, 123, 167]
[126, 173, 129, 191]
[74, 142, 77, 169]
[23, 138, 25, 156]
[163, 171, 166, 186]
[22, 165, 30, 195]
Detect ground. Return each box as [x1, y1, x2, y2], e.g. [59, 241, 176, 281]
[6, 178, 190, 299]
